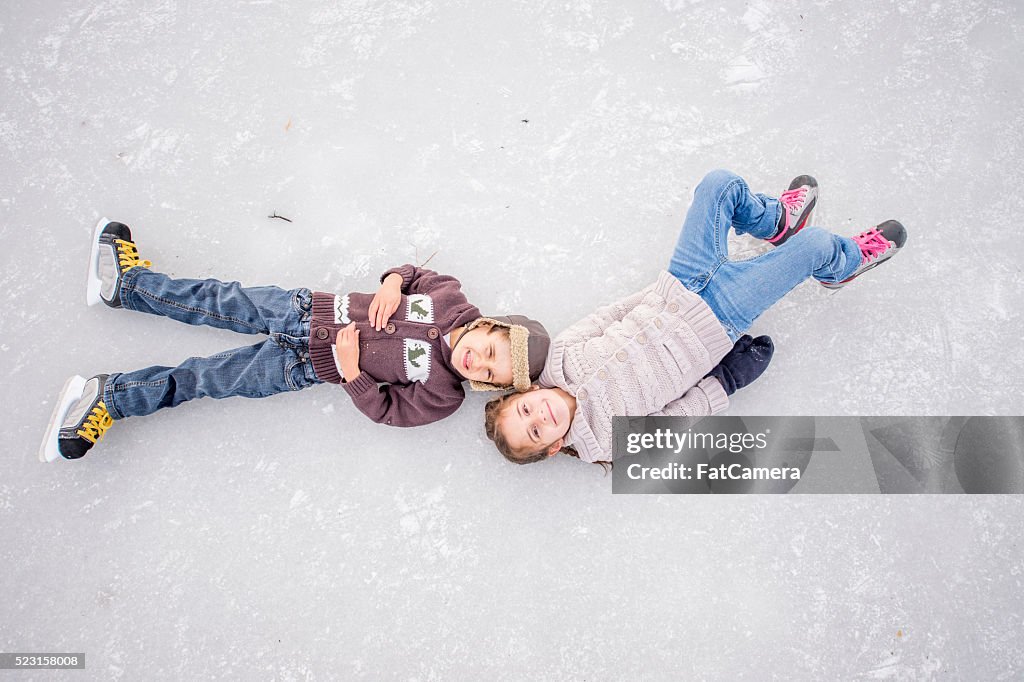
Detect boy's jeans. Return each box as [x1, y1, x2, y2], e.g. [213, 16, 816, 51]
[669, 169, 863, 341]
[102, 268, 322, 420]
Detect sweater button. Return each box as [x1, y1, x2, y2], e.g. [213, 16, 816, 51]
[654, 318, 663, 329]
[597, 369, 608, 380]
[428, 328, 439, 339]
[615, 350, 627, 362]
[385, 323, 396, 334]
[636, 333, 647, 344]
[667, 302, 679, 313]
[578, 389, 588, 400]
[315, 328, 329, 340]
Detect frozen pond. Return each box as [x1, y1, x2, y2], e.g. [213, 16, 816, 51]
[2, 0, 1023, 678]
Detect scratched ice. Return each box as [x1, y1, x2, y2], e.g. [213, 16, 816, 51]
[2, 0, 1023, 678]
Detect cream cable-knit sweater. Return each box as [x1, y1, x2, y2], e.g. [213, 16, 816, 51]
[538, 271, 734, 462]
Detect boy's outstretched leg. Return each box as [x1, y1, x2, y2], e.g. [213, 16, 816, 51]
[102, 339, 317, 420]
[39, 337, 319, 462]
[86, 218, 311, 336]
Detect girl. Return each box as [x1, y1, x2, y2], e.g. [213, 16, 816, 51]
[484, 169, 907, 465]
[39, 219, 550, 462]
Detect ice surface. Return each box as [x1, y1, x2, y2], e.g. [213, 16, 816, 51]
[2, 0, 1023, 678]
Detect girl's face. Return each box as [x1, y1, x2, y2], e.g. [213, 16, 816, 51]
[452, 325, 513, 386]
[500, 388, 573, 456]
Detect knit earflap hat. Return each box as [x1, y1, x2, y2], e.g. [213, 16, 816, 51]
[459, 315, 550, 392]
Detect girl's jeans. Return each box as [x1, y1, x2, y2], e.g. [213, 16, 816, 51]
[669, 169, 863, 341]
[102, 268, 322, 420]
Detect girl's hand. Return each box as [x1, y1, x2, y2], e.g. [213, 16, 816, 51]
[335, 322, 361, 381]
[369, 273, 403, 330]
[704, 335, 774, 395]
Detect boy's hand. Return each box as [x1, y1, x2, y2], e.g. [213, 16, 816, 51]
[369, 273, 403, 331]
[335, 322, 362, 381]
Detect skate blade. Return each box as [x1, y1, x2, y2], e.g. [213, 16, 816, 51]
[38, 375, 86, 463]
[85, 217, 110, 306]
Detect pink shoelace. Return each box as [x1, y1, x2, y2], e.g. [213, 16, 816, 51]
[766, 187, 810, 243]
[778, 187, 808, 213]
[852, 227, 891, 261]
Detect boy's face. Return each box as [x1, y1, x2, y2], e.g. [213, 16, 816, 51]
[452, 325, 513, 386]
[499, 388, 572, 456]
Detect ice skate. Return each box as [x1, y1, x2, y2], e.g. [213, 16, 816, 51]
[38, 374, 113, 462]
[820, 220, 907, 289]
[766, 175, 818, 246]
[86, 218, 151, 308]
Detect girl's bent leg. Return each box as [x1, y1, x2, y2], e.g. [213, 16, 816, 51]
[702, 226, 863, 338]
[102, 338, 320, 420]
[668, 170, 781, 292]
[119, 267, 312, 336]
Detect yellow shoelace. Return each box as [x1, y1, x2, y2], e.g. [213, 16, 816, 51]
[76, 402, 113, 444]
[115, 239, 152, 272]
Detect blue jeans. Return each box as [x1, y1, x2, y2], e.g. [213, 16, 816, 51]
[102, 268, 322, 420]
[668, 169, 863, 341]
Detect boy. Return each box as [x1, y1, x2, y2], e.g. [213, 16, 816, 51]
[39, 219, 549, 462]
